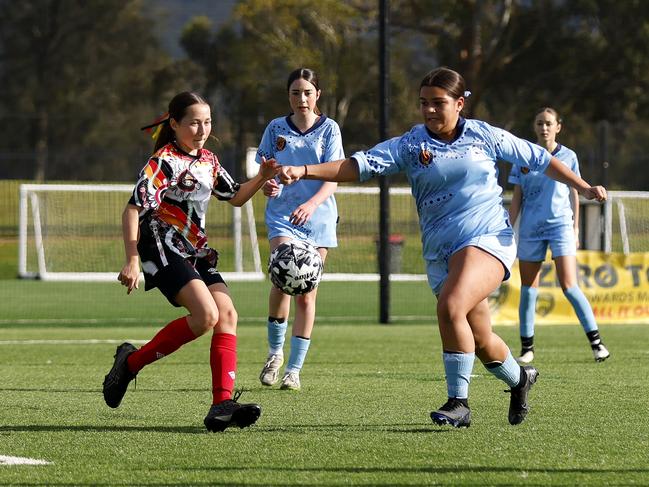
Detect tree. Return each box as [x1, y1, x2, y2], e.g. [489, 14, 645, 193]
[0, 0, 203, 180]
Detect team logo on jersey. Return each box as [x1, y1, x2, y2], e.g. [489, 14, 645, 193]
[419, 149, 433, 166]
[276, 136, 286, 151]
[177, 169, 198, 192]
[521, 167, 530, 174]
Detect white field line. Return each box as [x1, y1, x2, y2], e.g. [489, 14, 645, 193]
[0, 339, 148, 345]
[0, 455, 52, 466]
[0, 315, 434, 326]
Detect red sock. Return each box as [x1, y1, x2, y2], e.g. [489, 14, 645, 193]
[127, 317, 196, 373]
[210, 333, 237, 404]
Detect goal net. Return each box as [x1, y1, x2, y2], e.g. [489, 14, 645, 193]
[602, 191, 649, 253]
[18, 183, 430, 282]
[18, 184, 263, 281]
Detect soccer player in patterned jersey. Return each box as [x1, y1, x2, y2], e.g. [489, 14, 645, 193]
[256, 68, 344, 391]
[509, 107, 610, 364]
[277, 67, 607, 428]
[102, 92, 278, 432]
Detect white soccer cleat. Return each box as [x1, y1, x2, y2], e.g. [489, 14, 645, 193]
[259, 353, 284, 386]
[279, 371, 301, 391]
[592, 343, 610, 362]
[516, 350, 535, 364]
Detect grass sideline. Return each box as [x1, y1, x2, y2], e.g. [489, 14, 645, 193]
[0, 322, 648, 486]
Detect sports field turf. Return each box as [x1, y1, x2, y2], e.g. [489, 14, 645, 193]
[1, 281, 648, 485]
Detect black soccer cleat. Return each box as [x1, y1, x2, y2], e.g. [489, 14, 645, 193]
[430, 398, 471, 428]
[102, 342, 138, 408]
[204, 391, 262, 432]
[506, 365, 538, 425]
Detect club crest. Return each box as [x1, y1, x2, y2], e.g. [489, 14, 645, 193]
[521, 167, 530, 174]
[419, 149, 433, 166]
[276, 136, 286, 151]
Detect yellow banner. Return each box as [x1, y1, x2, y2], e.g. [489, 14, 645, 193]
[489, 251, 649, 325]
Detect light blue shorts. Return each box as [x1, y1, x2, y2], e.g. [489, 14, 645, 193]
[517, 227, 576, 262]
[266, 217, 337, 248]
[426, 229, 517, 295]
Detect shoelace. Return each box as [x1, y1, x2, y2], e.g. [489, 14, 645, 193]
[232, 388, 250, 402]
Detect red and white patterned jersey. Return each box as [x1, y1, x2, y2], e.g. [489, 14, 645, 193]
[129, 142, 240, 253]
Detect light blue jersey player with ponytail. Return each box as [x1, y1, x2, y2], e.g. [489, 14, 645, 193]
[277, 68, 607, 428]
[256, 68, 344, 391]
[509, 107, 610, 364]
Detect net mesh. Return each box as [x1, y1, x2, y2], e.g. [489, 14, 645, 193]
[19, 185, 263, 277]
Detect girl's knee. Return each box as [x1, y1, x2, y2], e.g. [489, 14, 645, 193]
[436, 295, 466, 323]
[192, 306, 219, 334]
[214, 306, 238, 334]
[295, 292, 317, 309]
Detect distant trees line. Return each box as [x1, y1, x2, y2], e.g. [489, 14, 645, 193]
[1, 0, 647, 189]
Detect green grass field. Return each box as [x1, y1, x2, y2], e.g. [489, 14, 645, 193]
[1, 281, 648, 486]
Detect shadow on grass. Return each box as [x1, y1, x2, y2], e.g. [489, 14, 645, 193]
[0, 425, 205, 434]
[0, 423, 452, 435]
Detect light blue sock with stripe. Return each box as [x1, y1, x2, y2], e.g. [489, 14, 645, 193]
[267, 317, 288, 355]
[564, 285, 598, 333]
[442, 351, 475, 399]
[484, 351, 521, 388]
[519, 285, 538, 339]
[286, 336, 311, 373]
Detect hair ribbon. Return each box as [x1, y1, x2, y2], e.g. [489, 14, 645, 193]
[140, 112, 170, 140]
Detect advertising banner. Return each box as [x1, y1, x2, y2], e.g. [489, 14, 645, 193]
[490, 251, 649, 325]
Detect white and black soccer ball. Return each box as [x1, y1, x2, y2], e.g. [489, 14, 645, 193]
[268, 240, 323, 296]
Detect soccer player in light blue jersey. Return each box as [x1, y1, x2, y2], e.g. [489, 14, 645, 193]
[277, 67, 607, 428]
[509, 107, 610, 364]
[256, 68, 344, 391]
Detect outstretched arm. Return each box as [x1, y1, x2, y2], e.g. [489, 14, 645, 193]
[228, 157, 278, 207]
[278, 158, 360, 184]
[544, 157, 607, 201]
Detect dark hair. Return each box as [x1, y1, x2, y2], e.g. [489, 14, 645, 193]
[535, 107, 562, 125]
[287, 68, 320, 91]
[286, 68, 321, 115]
[419, 67, 466, 100]
[153, 92, 209, 153]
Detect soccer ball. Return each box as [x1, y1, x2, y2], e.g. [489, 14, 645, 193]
[268, 240, 323, 295]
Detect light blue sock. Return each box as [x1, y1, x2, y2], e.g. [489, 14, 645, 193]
[442, 351, 475, 399]
[267, 318, 288, 355]
[519, 285, 538, 339]
[564, 286, 598, 333]
[286, 336, 311, 373]
[484, 351, 521, 388]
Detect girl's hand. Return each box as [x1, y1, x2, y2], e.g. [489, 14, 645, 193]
[579, 185, 607, 202]
[278, 165, 306, 185]
[259, 157, 279, 180]
[263, 179, 281, 198]
[290, 201, 317, 226]
[118, 260, 140, 294]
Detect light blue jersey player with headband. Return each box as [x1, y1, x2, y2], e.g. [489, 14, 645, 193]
[277, 67, 608, 428]
[509, 107, 610, 364]
[256, 68, 344, 392]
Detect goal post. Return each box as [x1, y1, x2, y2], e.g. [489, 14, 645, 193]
[18, 183, 264, 281]
[19, 183, 647, 285]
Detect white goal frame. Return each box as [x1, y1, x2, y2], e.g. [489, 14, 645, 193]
[18, 183, 264, 281]
[19, 184, 643, 283]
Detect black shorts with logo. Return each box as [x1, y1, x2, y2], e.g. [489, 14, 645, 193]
[137, 219, 225, 307]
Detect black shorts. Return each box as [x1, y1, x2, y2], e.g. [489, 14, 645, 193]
[137, 221, 226, 307]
